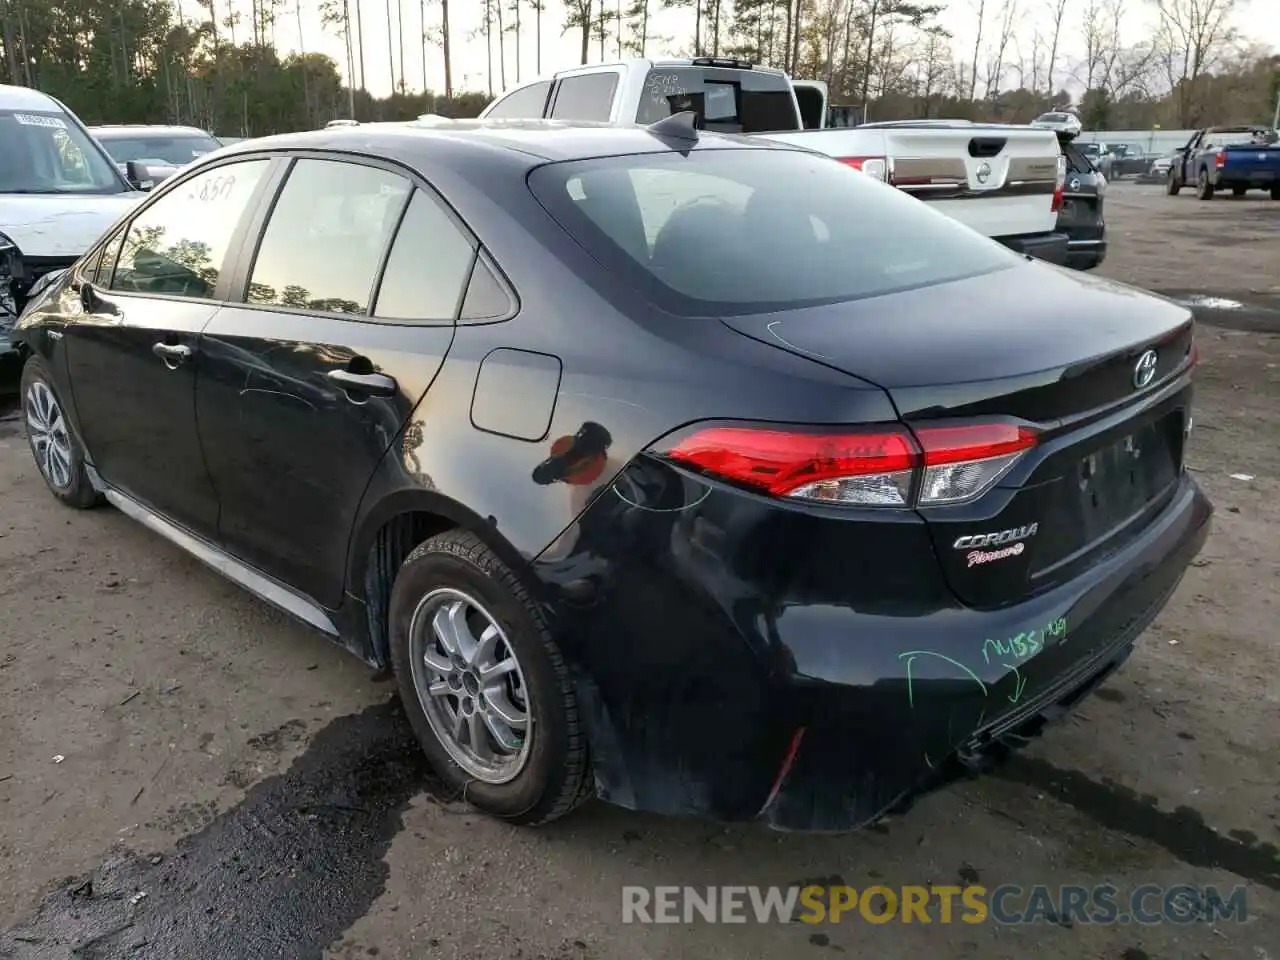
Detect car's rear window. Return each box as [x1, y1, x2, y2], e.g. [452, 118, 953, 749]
[636, 66, 800, 133]
[528, 147, 1018, 317]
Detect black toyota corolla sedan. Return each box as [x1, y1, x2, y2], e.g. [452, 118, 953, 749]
[12, 117, 1211, 831]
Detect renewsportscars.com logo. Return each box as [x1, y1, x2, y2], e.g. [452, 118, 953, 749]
[621, 884, 1249, 926]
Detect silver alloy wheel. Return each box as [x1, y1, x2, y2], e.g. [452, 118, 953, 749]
[408, 587, 532, 784]
[25, 381, 74, 491]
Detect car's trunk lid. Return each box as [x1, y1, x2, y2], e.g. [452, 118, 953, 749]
[718, 260, 1195, 607]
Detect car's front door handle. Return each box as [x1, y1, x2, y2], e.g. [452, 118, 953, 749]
[327, 368, 398, 398]
[152, 342, 192, 367]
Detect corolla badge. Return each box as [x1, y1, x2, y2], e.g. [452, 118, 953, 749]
[976, 161, 992, 184]
[1133, 349, 1159, 389]
[953, 523, 1038, 551]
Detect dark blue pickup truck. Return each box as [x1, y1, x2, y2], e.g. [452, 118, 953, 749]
[1166, 125, 1280, 200]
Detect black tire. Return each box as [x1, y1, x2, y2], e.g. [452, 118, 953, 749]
[19, 355, 101, 509]
[1271, 186, 1280, 201]
[389, 529, 592, 825]
[1196, 168, 1215, 200]
[1232, 186, 1247, 197]
[1166, 170, 1181, 195]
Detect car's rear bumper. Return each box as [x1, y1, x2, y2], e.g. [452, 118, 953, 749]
[996, 230, 1070, 266]
[1213, 170, 1280, 187]
[1066, 237, 1108, 270]
[538, 463, 1212, 831]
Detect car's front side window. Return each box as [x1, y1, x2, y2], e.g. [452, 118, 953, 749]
[246, 158, 411, 316]
[110, 159, 270, 299]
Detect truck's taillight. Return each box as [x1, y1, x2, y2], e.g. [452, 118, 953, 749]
[1051, 154, 1067, 213]
[1215, 150, 1227, 168]
[657, 422, 1039, 507]
[838, 156, 890, 181]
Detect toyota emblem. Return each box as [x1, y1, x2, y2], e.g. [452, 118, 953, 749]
[976, 161, 992, 184]
[1069, 177, 1081, 191]
[1133, 349, 1159, 389]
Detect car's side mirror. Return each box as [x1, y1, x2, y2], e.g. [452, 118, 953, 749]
[125, 160, 154, 191]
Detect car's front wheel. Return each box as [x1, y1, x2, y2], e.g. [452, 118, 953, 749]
[1166, 170, 1181, 195]
[389, 529, 593, 825]
[20, 356, 101, 509]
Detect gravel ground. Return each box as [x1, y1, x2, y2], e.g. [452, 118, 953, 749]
[0, 183, 1277, 959]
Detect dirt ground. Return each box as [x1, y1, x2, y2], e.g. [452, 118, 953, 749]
[0, 183, 1277, 960]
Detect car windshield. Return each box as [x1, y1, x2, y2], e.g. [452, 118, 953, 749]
[95, 132, 221, 165]
[636, 66, 800, 133]
[528, 147, 1019, 317]
[0, 109, 126, 195]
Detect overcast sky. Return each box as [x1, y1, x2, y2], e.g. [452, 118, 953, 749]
[183, 0, 1278, 99]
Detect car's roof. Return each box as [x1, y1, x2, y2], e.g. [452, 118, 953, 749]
[89, 124, 214, 138]
[216, 117, 797, 167]
[0, 83, 65, 111]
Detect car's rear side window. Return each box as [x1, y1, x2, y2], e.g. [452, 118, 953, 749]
[529, 148, 1018, 317]
[372, 189, 475, 322]
[636, 67, 800, 132]
[487, 81, 552, 119]
[549, 74, 618, 122]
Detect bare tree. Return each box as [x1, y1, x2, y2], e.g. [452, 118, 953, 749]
[564, 0, 593, 63]
[624, 0, 651, 56]
[532, 0, 542, 71]
[509, 0, 521, 82]
[1151, 0, 1241, 125]
[967, 0, 985, 100]
[1042, 0, 1066, 97]
[384, 0, 396, 93]
[914, 25, 953, 114]
[397, 0, 406, 93]
[442, 0, 453, 96]
[496, 0, 506, 89]
[482, 0, 494, 95]
[981, 0, 1018, 100]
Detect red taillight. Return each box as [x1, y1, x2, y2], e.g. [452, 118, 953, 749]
[1215, 150, 1227, 168]
[659, 421, 1038, 507]
[837, 156, 889, 181]
[1051, 154, 1067, 213]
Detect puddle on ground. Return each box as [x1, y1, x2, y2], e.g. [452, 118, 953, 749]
[0, 700, 438, 960]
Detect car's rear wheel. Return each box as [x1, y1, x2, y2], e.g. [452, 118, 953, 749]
[1196, 169, 1215, 200]
[1166, 170, 1181, 195]
[389, 529, 592, 825]
[20, 356, 101, 509]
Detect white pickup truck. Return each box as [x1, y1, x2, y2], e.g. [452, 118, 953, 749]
[478, 57, 1070, 266]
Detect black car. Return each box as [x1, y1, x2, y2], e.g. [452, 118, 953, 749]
[1060, 140, 1108, 270]
[11, 118, 1211, 831]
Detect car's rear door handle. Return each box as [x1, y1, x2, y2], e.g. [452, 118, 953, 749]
[152, 342, 192, 366]
[327, 368, 398, 398]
